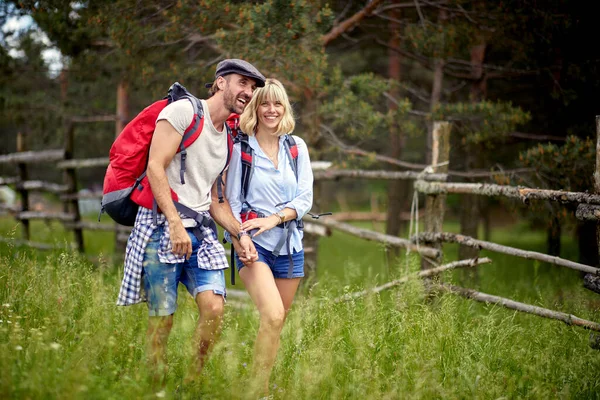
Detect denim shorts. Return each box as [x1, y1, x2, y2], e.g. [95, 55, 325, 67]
[142, 227, 226, 317]
[235, 242, 304, 279]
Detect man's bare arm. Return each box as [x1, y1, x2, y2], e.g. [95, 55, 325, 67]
[209, 174, 258, 262]
[147, 120, 191, 258]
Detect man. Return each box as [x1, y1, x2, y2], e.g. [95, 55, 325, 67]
[116, 59, 263, 382]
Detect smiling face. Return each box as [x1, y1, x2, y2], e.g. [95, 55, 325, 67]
[221, 74, 258, 114]
[258, 97, 285, 133]
[238, 78, 296, 137]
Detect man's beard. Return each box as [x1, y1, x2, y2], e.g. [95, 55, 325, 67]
[224, 88, 245, 114]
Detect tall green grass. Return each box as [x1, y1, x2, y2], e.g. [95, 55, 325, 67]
[1, 217, 599, 399]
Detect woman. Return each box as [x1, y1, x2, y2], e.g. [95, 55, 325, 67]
[225, 78, 313, 393]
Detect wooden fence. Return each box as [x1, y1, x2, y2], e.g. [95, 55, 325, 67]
[309, 120, 600, 335]
[1, 115, 599, 335]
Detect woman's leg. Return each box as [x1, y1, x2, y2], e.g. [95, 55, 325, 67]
[275, 277, 301, 315]
[239, 261, 286, 394]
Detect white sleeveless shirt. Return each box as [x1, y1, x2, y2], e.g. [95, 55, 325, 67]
[156, 99, 228, 221]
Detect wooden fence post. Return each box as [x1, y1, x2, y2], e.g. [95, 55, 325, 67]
[114, 79, 130, 257]
[302, 179, 321, 287]
[16, 132, 30, 241]
[584, 117, 599, 354]
[63, 121, 84, 252]
[595, 115, 600, 263]
[421, 121, 451, 270]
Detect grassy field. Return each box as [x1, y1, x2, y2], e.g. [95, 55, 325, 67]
[0, 216, 599, 399]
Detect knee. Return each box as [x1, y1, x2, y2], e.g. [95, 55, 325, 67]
[201, 299, 224, 322]
[149, 315, 174, 337]
[260, 307, 285, 333]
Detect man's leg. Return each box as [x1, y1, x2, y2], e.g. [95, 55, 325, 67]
[147, 315, 174, 383]
[142, 229, 181, 384]
[193, 290, 225, 373]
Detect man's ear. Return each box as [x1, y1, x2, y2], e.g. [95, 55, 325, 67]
[217, 76, 227, 91]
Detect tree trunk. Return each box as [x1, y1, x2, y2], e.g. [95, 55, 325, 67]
[459, 37, 487, 276]
[426, 8, 448, 165]
[547, 215, 561, 256]
[427, 59, 444, 165]
[385, 3, 409, 268]
[579, 217, 600, 267]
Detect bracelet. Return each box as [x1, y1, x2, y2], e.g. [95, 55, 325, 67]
[274, 210, 285, 225]
[237, 230, 250, 240]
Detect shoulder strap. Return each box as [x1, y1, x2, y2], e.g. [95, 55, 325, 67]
[177, 97, 204, 185]
[239, 134, 253, 205]
[283, 134, 299, 182]
[215, 124, 234, 203]
[239, 134, 298, 203]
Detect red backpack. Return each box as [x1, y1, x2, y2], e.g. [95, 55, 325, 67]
[100, 82, 234, 226]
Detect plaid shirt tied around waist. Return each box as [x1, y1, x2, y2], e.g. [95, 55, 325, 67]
[116, 207, 228, 306]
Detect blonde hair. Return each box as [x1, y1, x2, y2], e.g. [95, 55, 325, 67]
[239, 78, 295, 136]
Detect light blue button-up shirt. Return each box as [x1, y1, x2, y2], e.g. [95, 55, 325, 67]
[225, 134, 314, 254]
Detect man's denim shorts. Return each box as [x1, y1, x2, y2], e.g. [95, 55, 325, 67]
[142, 227, 226, 317]
[235, 242, 304, 279]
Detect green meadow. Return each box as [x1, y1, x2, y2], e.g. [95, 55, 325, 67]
[0, 216, 599, 399]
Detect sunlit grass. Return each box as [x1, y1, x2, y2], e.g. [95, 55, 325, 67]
[1, 216, 599, 399]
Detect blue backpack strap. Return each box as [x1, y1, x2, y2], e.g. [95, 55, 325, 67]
[174, 201, 217, 241]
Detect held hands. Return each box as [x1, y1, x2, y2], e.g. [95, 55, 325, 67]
[233, 234, 258, 265]
[240, 215, 280, 238]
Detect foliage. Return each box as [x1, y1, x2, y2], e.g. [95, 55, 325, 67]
[517, 136, 595, 192]
[404, 16, 473, 61]
[320, 69, 411, 139]
[0, 27, 62, 147]
[491, 136, 595, 235]
[434, 101, 530, 146]
[215, 0, 333, 97]
[318, 67, 420, 168]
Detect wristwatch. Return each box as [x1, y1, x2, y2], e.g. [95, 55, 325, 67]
[275, 210, 286, 225]
[237, 230, 250, 240]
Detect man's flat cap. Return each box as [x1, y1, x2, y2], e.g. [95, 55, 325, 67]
[211, 59, 266, 87]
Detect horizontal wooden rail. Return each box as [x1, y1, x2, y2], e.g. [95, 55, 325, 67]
[575, 204, 600, 221]
[313, 169, 446, 182]
[0, 176, 19, 185]
[329, 211, 416, 222]
[57, 157, 109, 169]
[17, 180, 69, 194]
[334, 257, 492, 303]
[0, 204, 20, 214]
[17, 211, 76, 222]
[63, 221, 132, 232]
[415, 180, 600, 206]
[306, 217, 440, 258]
[61, 191, 103, 200]
[416, 232, 599, 275]
[0, 236, 74, 251]
[0, 149, 64, 165]
[436, 283, 600, 332]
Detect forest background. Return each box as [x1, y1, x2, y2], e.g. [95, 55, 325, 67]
[2, 2, 600, 399]
[1, 0, 599, 265]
